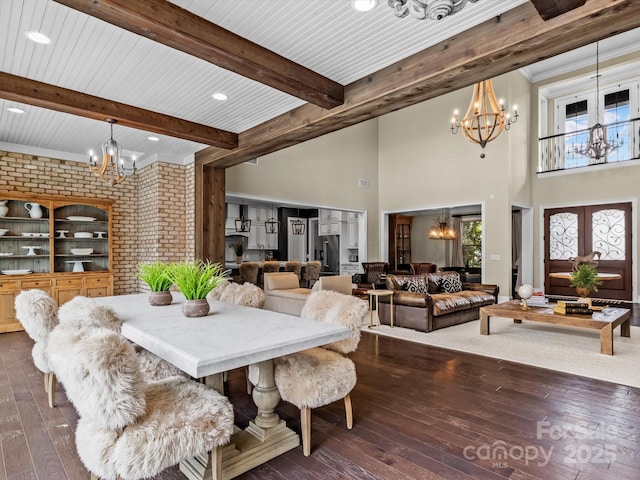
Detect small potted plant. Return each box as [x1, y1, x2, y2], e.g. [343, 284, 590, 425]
[570, 264, 602, 298]
[137, 261, 174, 306]
[164, 260, 228, 317]
[230, 241, 243, 264]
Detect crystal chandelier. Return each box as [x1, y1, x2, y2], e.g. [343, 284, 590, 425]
[573, 42, 619, 161]
[388, 0, 479, 20]
[88, 119, 136, 185]
[429, 216, 456, 240]
[450, 79, 518, 158]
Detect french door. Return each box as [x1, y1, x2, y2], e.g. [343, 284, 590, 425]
[544, 202, 632, 300]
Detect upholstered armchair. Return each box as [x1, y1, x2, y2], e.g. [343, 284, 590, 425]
[355, 262, 389, 290]
[410, 262, 437, 275]
[270, 290, 368, 456]
[14, 289, 59, 408]
[47, 307, 234, 480]
[209, 281, 266, 309]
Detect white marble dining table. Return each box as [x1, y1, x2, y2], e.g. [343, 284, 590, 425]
[95, 292, 350, 480]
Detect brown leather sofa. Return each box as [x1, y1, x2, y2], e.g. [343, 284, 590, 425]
[377, 271, 498, 332]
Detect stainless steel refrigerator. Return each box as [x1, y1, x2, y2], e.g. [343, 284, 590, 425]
[320, 235, 340, 275]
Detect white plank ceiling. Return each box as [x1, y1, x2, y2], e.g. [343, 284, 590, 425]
[0, 0, 637, 166]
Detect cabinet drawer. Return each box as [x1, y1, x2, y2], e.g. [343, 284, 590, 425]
[22, 279, 53, 288]
[0, 280, 20, 290]
[86, 276, 111, 287]
[56, 278, 84, 287]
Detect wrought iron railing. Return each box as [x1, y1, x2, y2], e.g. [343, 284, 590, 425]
[538, 117, 640, 173]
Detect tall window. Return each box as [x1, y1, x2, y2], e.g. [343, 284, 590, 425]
[461, 219, 482, 268]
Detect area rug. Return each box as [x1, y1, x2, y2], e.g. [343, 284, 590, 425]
[367, 318, 640, 388]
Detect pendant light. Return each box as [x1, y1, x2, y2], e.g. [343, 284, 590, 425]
[265, 204, 280, 234]
[235, 203, 251, 232]
[291, 208, 305, 235]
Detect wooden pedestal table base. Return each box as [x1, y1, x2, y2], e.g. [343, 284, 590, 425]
[479, 300, 631, 355]
[180, 360, 299, 480]
[368, 289, 394, 328]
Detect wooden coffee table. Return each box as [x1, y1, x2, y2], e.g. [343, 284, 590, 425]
[479, 300, 631, 355]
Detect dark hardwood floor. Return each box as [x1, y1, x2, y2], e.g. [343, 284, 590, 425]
[1, 324, 639, 480]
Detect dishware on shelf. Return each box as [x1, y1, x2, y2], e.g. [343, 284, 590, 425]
[66, 260, 92, 272]
[22, 232, 34, 237]
[22, 246, 41, 256]
[70, 248, 93, 256]
[66, 216, 96, 222]
[56, 230, 69, 238]
[0, 201, 8, 217]
[94, 231, 107, 239]
[25, 202, 43, 219]
[0, 252, 13, 256]
[0, 229, 8, 236]
[1, 269, 32, 275]
[74, 232, 93, 238]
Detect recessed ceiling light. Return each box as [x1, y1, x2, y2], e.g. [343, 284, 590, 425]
[212, 92, 228, 101]
[8, 107, 25, 114]
[147, 136, 160, 142]
[351, 0, 378, 12]
[25, 31, 51, 44]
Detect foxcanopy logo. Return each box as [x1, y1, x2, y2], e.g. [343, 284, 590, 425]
[463, 441, 552, 468]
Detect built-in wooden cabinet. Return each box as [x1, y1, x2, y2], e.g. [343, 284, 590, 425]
[0, 192, 114, 333]
[389, 214, 412, 272]
[319, 209, 342, 236]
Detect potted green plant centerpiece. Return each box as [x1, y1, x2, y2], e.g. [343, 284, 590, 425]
[570, 264, 602, 298]
[230, 241, 243, 264]
[164, 260, 228, 317]
[137, 261, 174, 306]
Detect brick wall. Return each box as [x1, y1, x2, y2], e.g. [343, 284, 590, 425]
[0, 150, 194, 294]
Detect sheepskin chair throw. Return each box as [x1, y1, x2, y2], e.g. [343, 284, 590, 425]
[49, 323, 234, 479]
[301, 290, 368, 354]
[14, 289, 59, 373]
[58, 296, 187, 382]
[275, 347, 356, 410]
[211, 281, 266, 308]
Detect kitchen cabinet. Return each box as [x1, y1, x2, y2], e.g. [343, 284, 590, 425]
[347, 218, 358, 248]
[0, 192, 114, 333]
[319, 209, 342, 236]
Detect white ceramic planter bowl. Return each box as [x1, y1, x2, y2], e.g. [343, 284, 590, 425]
[70, 248, 93, 256]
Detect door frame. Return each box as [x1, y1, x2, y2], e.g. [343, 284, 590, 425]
[538, 198, 637, 302]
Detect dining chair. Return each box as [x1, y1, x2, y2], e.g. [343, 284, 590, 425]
[47, 307, 234, 480]
[285, 260, 303, 282]
[14, 289, 59, 408]
[57, 296, 188, 382]
[270, 290, 368, 456]
[302, 260, 321, 288]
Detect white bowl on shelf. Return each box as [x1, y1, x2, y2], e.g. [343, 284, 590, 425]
[0, 229, 8, 236]
[70, 248, 93, 256]
[74, 232, 93, 238]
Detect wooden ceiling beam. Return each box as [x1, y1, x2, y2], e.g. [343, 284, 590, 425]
[54, 0, 344, 110]
[529, 0, 587, 21]
[196, 0, 640, 168]
[0, 72, 238, 149]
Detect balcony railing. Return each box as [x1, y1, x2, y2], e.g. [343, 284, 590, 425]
[538, 117, 640, 173]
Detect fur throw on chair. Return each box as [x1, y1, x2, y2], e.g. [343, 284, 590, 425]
[209, 281, 266, 308]
[49, 323, 234, 480]
[57, 296, 187, 382]
[301, 290, 368, 354]
[14, 289, 59, 373]
[274, 347, 356, 409]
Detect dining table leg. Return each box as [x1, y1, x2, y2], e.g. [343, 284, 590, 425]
[180, 359, 300, 480]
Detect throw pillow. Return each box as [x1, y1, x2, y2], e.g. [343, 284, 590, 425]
[427, 276, 441, 294]
[441, 275, 463, 293]
[405, 276, 428, 294]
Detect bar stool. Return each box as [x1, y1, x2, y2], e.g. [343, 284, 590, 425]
[285, 261, 302, 283]
[303, 260, 321, 288]
[260, 261, 281, 288]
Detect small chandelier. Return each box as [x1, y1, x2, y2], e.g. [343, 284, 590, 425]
[573, 42, 619, 161]
[429, 216, 456, 240]
[265, 205, 280, 234]
[291, 209, 305, 235]
[235, 206, 251, 233]
[88, 119, 136, 185]
[388, 0, 479, 20]
[451, 79, 518, 158]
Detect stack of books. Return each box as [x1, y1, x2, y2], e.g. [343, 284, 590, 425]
[526, 293, 548, 306]
[553, 300, 592, 315]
